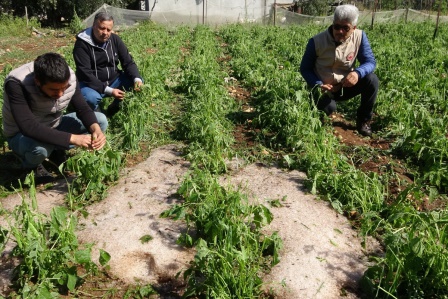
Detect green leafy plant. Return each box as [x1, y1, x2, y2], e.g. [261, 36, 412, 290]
[69, 9, 84, 34]
[65, 146, 122, 208]
[139, 235, 153, 244]
[123, 283, 157, 298]
[7, 173, 105, 297]
[163, 169, 282, 297]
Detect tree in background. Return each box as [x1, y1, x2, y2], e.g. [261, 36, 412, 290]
[0, 0, 139, 27]
[301, 0, 332, 16]
[360, 0, 444, 11]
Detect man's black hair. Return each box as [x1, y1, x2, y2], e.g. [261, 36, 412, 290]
[34, 52, 70, 85]
[93, 12, 114, 25]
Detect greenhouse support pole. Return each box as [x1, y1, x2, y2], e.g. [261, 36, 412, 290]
[273, 0, 277, 26]
[370, 0, 377, 29]
[264, 0, 267, 24]
[433, 0, 442, 40]
[202, 0, 205, 24]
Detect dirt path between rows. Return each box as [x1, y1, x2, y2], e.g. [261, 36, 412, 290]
[0, 144, 381, 298]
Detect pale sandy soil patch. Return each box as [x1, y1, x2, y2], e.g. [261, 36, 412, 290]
[0, 144, 380, 298]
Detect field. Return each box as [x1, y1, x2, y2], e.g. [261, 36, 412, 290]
[0, 17, 448, 298]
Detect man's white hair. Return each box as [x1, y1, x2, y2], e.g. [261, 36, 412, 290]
[334, 5, 359, 26]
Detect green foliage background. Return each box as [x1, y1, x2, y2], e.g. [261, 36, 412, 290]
[0, 0, 140, 26]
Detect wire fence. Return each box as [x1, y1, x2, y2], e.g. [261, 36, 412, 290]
[82, 4, 448, 29]
[276, 7, 448, 26]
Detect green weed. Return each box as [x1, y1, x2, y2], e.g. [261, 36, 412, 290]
[5, 173, 107, 297]
[64, 146, 121, 208]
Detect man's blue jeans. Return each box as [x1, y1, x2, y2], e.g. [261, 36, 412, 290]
[80, 73, 133, 111]
[7, 112, 108, 169]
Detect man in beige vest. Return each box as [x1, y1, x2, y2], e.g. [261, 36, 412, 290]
[300, 4, 379, 137]
[2, 53, 108, 183]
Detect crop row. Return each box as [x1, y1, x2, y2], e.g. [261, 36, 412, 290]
[161, 25, 281, 297]
[1, 20, 448, 297]
[217, 23, 448, 297]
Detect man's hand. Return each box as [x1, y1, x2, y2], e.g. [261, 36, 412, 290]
[70, 134, 96, 149]
[69, 124, 107, 150]
[320, 83, 334, 92]
[342, 71, 359, 87]
[134, 81, 143, 92]
[112, 88, 126, 100]
[89, 123, 107, 150]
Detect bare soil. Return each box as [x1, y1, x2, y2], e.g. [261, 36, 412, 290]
[0, 144, 382, 298]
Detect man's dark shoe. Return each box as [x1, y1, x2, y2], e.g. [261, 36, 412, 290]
[94, 105, 105, 113]
[357, 121, 372, 137]
[34, 164, 55, 184]
[106, 101, 121, 117]
[49, 150, 67, 166]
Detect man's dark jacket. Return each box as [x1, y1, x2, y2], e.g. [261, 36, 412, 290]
[73, 27, 142, 94]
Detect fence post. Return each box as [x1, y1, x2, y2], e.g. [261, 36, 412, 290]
[273, 0, 277, 26]
[370, 0, 377, 29]
[264, 0, 267, 24]
[202, 0, 204, 24]
[433, 0, 442, 40]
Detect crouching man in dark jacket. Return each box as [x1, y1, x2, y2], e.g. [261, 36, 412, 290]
[73, 12, 144, 117]
[2, 52, 108, 181]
